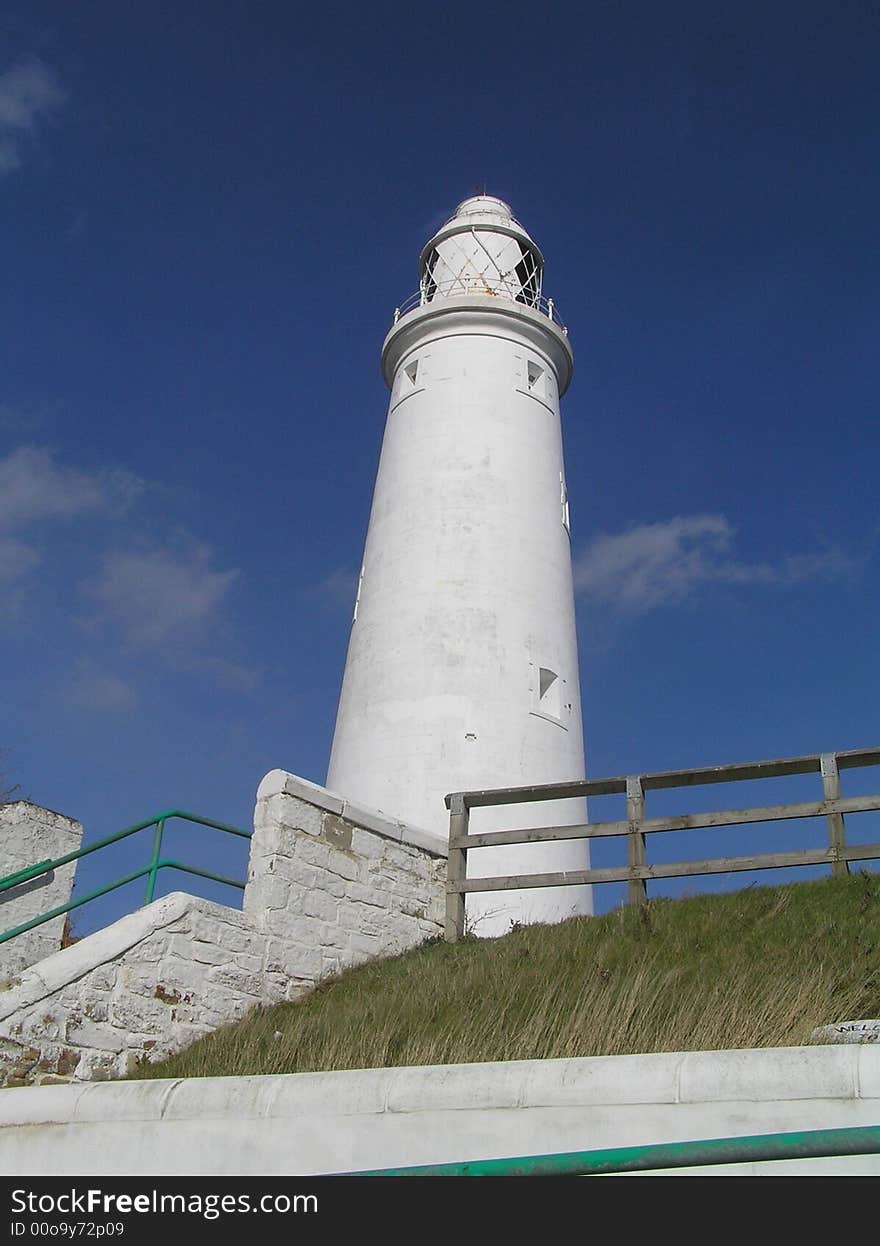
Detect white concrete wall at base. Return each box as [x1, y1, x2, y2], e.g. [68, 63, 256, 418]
[0, 802, 83, 979]
[0, 1045, 877, 1176]
[0, 775, 445, 1085]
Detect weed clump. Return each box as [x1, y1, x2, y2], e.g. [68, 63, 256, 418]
[130, 874, 880, 1080]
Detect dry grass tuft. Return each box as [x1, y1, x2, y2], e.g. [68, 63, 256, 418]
[131, 872, 880, 1080]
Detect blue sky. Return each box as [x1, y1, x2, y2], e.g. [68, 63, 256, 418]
[2, 2, 878, 927]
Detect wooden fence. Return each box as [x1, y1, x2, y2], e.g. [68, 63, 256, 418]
[444, 745, 880, 942]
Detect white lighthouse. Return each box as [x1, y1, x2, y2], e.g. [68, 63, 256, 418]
[327, 195, 591, 934]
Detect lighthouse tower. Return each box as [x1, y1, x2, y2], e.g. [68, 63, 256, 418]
[327, 195, 591, 934]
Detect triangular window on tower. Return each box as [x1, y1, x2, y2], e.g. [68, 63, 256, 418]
[527, 360, 544, 393]
[404, 359, 419, 386]
[536, 666, 564, 721]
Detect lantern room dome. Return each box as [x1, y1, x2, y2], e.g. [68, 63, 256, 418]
[418, 194, 544, 308]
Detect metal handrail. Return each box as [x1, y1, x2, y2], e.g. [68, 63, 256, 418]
[392, 286, 568, 334]
[0, 810, 251, 947]
[350, 1123, 880, 1176]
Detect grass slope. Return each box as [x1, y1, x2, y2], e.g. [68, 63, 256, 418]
[132, 873, 880, 1080]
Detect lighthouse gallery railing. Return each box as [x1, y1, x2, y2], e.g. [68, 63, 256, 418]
[443, 745, 880, 942]
[392, 286, 568, 333]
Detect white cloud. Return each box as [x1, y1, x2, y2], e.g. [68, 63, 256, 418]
[0, 446, 144, 589]
[61, 659, 139, 713]
[0, 584, 26, 625]
[184, 654, 262, 693]
[573, 514, 855, 614]
[0, 445, 142, 531]
[0, 536, 40, 584]
[0, 403, 48, 434]
[313, 565, 358, 611]
[0, 58, 65, 175]
[86, 544, 240, 649]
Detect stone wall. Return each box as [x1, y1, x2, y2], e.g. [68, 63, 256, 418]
[0, 893, 273, 1084]
[0, 802, 83, 980]
[0, 773, 446, 1085]
[245, 769, 447, 977]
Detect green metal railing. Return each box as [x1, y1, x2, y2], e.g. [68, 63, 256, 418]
[0, 810, 251, 947]
[353, 1123, 880, 1175]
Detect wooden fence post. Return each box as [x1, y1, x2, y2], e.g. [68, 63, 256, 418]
[626, 775, 648, 905]
[445, 793, 469, 942]
[821, 753, 849, 879]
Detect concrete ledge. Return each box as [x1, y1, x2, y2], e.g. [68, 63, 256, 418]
[0, 893, 204, 1019]
[1, 1046, 878, 1175]
[255, 770, 447, 858]
[0, 894, 275, 1084]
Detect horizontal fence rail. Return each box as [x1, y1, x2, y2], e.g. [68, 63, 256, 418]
[0, 810, 251, 948]
[444, 746, 880, 941]
[351, 1123, 880, 1176]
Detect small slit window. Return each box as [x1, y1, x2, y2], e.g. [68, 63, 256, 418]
[352, 565, 365, 623]
[403, 359, 419, 386]
[527, 361, 544, 392]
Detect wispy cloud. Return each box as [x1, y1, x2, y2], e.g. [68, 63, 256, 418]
[0, 58, 65, 175]
[0, 536, 40, 584]
[573, 514, 856, 614]
[0, 403, 49, 434]
[61, 659, 139, 714]
[0, 445, 142, 531]
[0, 446, 144, 591]
[183, 654, 262, 693]
[65, 210, 86, 240]
[85, 543, 240, 649]
[0, 443, 256, 687]
[313, 565, 358, 611]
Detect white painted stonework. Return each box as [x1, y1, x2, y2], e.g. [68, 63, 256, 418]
[245, 770, 445, 974]
[0, 775, 445, 1086]
[327, 196, 591, 935]
[0, 801, 83, 979]
[0, 893, 267, 1084]
[1, 1045, 878, 1176]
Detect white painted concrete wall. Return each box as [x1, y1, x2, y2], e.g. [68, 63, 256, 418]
[246, 770, 445, 973]
[0, 893, 269, 1084]
[0, 774, 445, 1086]
[327, 197, 591, 936]
[0, 802, 83, 979]
[1, 1046, 877, 1176]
